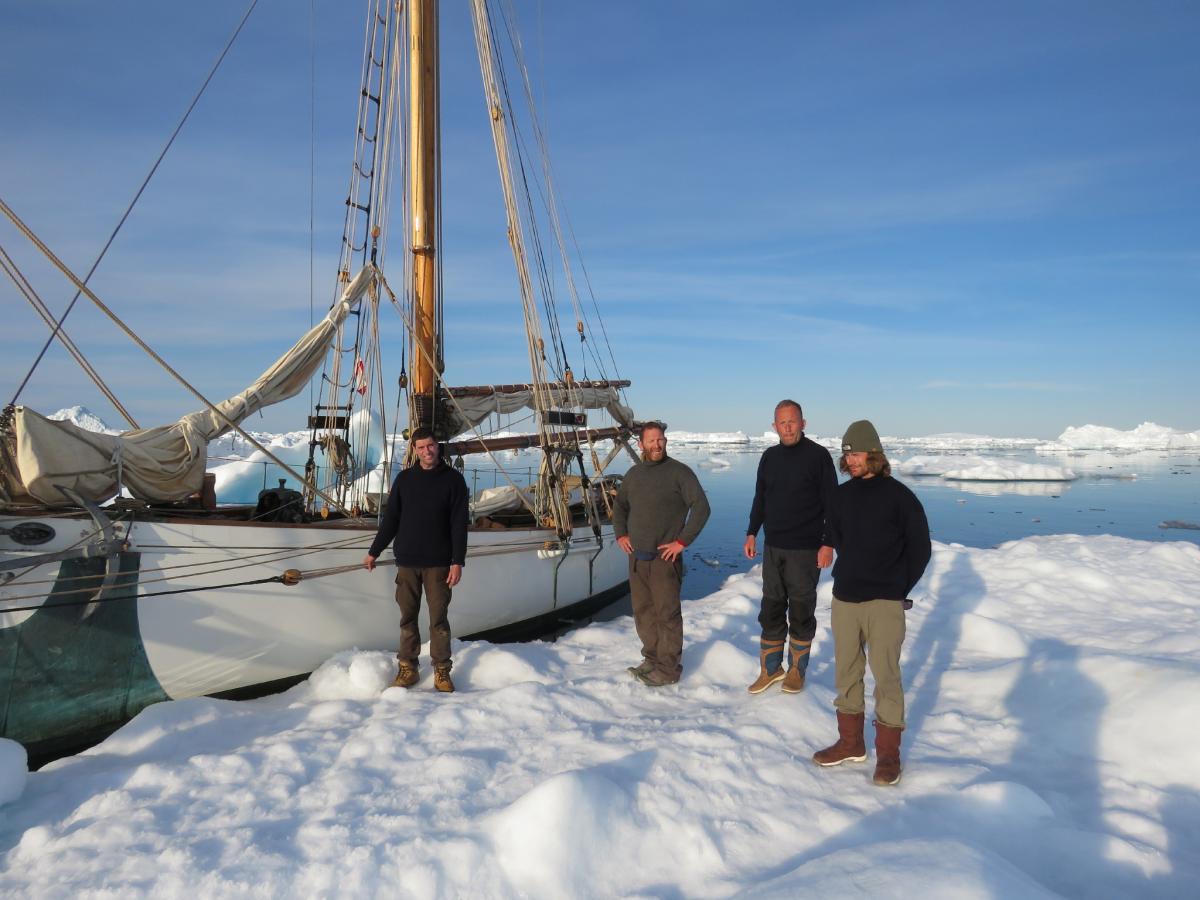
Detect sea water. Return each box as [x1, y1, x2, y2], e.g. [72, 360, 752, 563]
[658, 444, 1200, 601]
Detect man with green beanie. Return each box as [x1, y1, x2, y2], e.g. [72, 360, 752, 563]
[614, 421, 711, 687]
[813, 419, 930, 786]
[743, 399, 837, 695]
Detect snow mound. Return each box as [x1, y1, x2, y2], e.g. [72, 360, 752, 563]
[305, 650, 396, 701]
[489, 768, 635, 897]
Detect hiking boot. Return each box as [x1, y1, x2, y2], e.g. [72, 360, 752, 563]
[434, 665, 455, 693]
[813, 711, 867, 766]
[747, 638, 785, 694]
[627, 659, 653, 679]
[636, 668, 679, 687]
[781, 667, 806, 693]
[781, 638, 811, 694]
[873, 721, 903, 786]
[392, 662, 419, 689]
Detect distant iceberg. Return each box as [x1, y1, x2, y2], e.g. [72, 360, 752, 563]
[47, 405, 120, 435]
[1042, 422, 1200, 451]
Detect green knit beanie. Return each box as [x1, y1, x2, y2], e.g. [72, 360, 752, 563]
[841, 419, 882, 453]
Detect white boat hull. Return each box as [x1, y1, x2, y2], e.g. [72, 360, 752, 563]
[0, 512, 629, 750]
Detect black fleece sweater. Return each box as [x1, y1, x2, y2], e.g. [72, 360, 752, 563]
[368, 463, 469, 567]
[745, 436, 837, 549]
[827, 475, 931, 602]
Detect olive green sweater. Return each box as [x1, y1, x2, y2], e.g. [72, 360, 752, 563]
[613, 456, 710, 552]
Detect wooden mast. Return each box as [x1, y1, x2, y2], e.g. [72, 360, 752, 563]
[408, 0, 441, 433]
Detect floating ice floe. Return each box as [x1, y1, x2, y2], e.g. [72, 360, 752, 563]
[941, 462, 1076, 482]
[894, 455, 1076, 483]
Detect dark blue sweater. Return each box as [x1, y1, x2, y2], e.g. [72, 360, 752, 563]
[368, 463, 469, 567]
[746, 436, 837, 550]
[827, 475, 931, 602]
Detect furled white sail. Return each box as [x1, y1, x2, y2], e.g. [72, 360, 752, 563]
[443, 386, 634, 440]
[5, 267, 376, 506]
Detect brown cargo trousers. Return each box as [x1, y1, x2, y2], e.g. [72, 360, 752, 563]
[629, 556, 684, 681]
[395, 566, 453, 668]
[831, 597, 907, 729]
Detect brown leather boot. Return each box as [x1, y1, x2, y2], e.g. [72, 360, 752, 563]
[812, 711, 867, 766]
[391, 662, 419, 689]
[434, 664, 455, 694]
[781, 638, 811, 694]
[873, 721, 903, 785]
[747, 638, 786, 694]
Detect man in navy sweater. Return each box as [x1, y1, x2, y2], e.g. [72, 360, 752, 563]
[813, 419, 930, 786]
[364, 426, 469, 693]
[744, 400, 837, 695]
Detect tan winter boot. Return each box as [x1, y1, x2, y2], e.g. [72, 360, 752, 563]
[391, 662, 419, 689]
[873, 721, 903, 785]
[781, 638, 811, 694]
[434, 664, 455, 694]
[747, 638, 786, 694]
[812, 711, 867, 766]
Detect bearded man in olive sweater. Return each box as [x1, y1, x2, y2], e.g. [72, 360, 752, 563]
[813, 419, 930, 786]
[744, 399, 837, 695]
[614, 421, 711, 687]
[364, 426, 469, 694]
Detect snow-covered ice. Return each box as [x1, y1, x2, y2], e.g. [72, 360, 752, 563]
[2, 535, 1198, 898]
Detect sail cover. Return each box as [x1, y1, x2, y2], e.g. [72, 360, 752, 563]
[443, 385, 634, 440]
[3, 267, 376, 507]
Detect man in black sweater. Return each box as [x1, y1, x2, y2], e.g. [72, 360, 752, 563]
[364, 426, 469, 693]
[813, 419, 930, 786]
[744, 399, 837, 695]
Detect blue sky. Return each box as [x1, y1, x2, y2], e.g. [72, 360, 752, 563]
[2, 0, 1197, 439]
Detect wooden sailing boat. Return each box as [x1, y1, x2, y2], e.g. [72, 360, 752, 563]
[0, 0, 639, 756]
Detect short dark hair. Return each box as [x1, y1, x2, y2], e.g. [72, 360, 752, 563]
[410, 425, 436, 444]
[638, 420, 667, 438]
[775, 399, 803, 418]
[839, 451, 891, 477]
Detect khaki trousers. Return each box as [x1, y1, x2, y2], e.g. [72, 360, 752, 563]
[395, 566, 452, 668]
[629, 557, 684, 680]
[831, 597, 906, 729]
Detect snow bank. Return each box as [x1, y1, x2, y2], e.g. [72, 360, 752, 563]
[0, 738, 27, 807]
[1046, 422, 1200, 450]
[2, 535, 1199, 897]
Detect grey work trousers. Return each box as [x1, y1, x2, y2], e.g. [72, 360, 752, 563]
[395, 565, 452, 668]
[759, 545, 820, 642]
[629, 556, 684, 681]
[831, 597, 907, 729]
